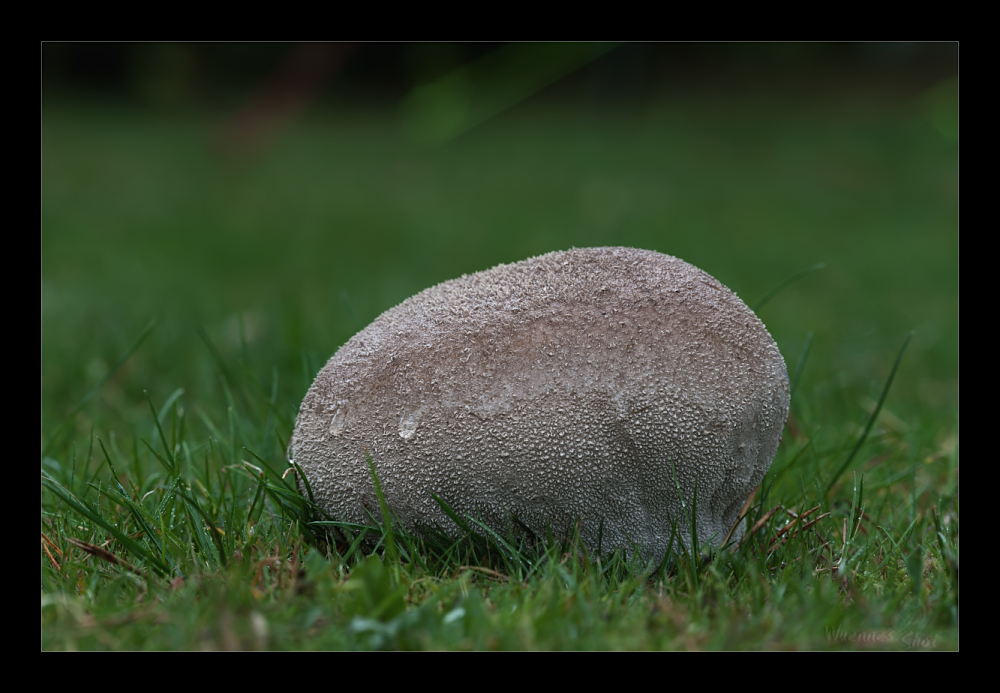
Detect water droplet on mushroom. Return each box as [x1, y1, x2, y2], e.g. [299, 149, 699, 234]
[329, 408, 347, 437]
[399, 412, 419, 440]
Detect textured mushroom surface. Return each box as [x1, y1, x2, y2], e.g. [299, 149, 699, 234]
[292, 247, 789, 558]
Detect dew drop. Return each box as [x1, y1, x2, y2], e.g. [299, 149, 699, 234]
[399, 412, 419, 440]
[329, 408, 347, 437]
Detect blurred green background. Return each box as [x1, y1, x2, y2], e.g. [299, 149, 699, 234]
[42, 43, 958, 451]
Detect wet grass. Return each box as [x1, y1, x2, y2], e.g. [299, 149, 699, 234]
[41, 325, 959, 650]
[42, 90, 957, 650]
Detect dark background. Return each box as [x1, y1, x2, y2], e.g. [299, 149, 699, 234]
[43, 42, 956, 106]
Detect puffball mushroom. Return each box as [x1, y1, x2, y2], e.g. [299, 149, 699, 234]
[291, 247, 789, 558]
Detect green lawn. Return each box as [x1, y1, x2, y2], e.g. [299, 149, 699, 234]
[42, 87, 957, 650]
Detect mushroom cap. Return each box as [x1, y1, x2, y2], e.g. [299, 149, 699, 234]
[292, 247, 789, 558]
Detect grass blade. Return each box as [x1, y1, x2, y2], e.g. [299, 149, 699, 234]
[156, 388, 185, 424]
[825, 331, 914, 497]
[430, 492, 477, 537]
[751, 262, 825, 312]
[790, 332, 813, 401]
[364, 452, 397, 564]
[144, 390, 176, 474]
[196, 327, 254, 417]
[43, 321, 156, 456]
[178, 490, 228, 566]
[43, 473, 171, 576]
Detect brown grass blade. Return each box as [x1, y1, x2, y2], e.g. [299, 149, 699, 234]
[41, 532, 63, 556]
[67, 537, 142, 575]
[42, 539, 61, 571]
[458, 565, 509, 582]
[740, 506, 782, 547]
[722, 485, 760, 547]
